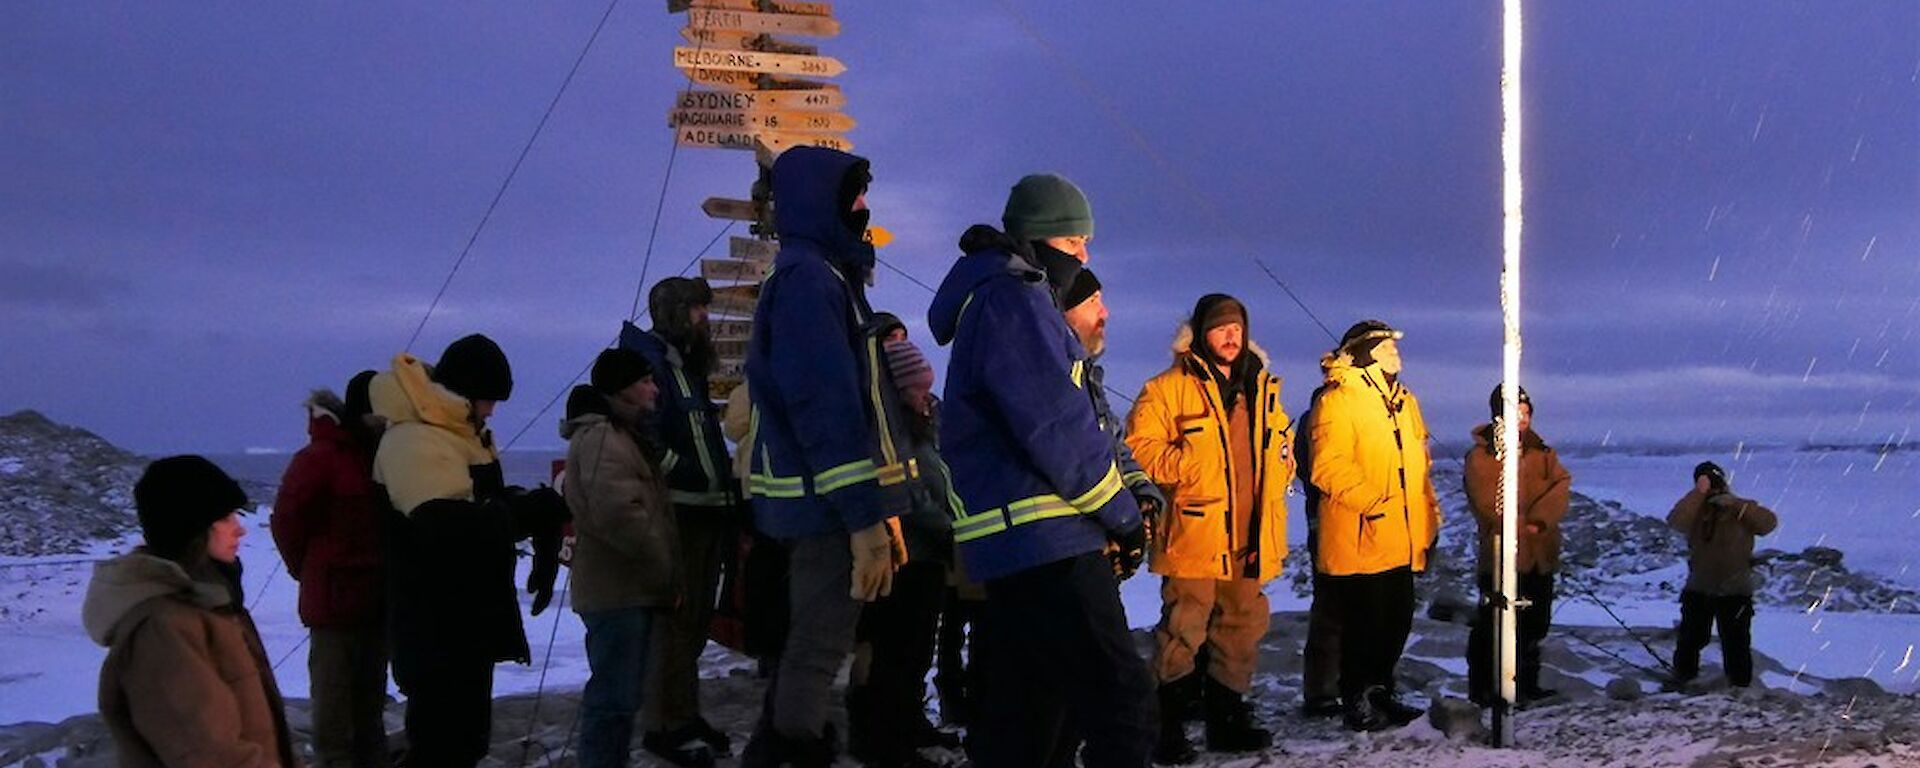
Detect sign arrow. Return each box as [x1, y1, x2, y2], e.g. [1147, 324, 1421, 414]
[729, 236, 779, 262]
[676, 88, 846, 113]
[669, 108, 856, 133]
[672, 0, 832, 17]
[674, 47, 845, 78]
[702, 197, 765, 221]
[687, 7, 840, 37]
[701, 258, 774, 283]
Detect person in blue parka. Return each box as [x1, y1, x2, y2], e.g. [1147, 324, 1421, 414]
[738, 146, 911, 768]
[928, 174, 1155, 768]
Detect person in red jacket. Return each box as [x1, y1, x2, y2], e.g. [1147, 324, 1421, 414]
[272, 371, 392, 768]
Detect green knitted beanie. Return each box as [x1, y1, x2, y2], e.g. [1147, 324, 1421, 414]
[1002, 174, 1094, 240]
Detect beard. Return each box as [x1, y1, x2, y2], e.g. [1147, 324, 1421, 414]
[678, 327, 717, 377]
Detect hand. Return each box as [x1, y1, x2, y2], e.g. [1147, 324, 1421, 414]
[850, 519, 898, 601]
[1109, 522, 1148, 580]
[527, 541, 561, 616]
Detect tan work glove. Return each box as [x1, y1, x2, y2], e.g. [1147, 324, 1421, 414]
[885, 516, 909, 567]
[850, 518, 898, 601]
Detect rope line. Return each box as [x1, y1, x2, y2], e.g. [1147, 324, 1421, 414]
[988, 0, 1336, 343]
[406, 0, 626, 351]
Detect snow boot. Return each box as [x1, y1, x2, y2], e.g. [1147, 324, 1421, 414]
[1153, 679, 1200, 764]
[642, 728, 717, 768]
[1175, 648, 1207, 721]
[1369, 687, 1424, 726]
[846, 686, 882, 764]
[1299, 695, 1344, 719]
[690, 716, 733, 757]
[1202, 676, 1272, 752]
[1342, 687, 1394, 733]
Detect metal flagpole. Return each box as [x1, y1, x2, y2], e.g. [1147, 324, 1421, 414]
[1494, 0, 1526, 749]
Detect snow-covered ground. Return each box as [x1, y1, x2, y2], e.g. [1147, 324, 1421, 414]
[1, 446, 1916, 766]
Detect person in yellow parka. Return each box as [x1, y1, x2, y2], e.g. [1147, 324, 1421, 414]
[1127, 294, 1290, 764]
[1305, 319, 1440, 732]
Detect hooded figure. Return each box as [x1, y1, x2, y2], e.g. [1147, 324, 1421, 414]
[1305, 320, 1441, 732]
[85, 456, 299, 768]
[618, 275, 739, 762]
[371, 335, 568, 767]
[926, 173, 1154, 768]
[739, 146, 910, 768]
[1125, 293, 1291, 760]
[272, 374, 392, 768]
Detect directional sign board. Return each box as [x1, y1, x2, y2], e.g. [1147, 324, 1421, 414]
[677, 88, 845, 113]
[701, 258, 773, 283]
[713, 339, 749, 361]
[756, 131, 853, 155]
[681, 27, 820, 55]
[687, 7, 840, 37]
[711, 284, 760, 316]
[673, 0, 833, 17]
[669, 108, 856, 133]
[702, 197, 764, 221]
[712, 319, 753, 341]
[714, 357, 745, 380]
[729, 236, 778, 261]
[674, 47, 845, 78]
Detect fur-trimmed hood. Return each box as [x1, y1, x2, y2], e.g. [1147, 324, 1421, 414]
[1169, 318, 1270, 369]
[305, 388, 344, 423]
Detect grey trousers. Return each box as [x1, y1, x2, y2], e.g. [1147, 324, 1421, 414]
[309, 623, 392, 768]
[770, 531, 861, 738]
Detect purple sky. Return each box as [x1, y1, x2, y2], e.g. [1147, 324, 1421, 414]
[3, 1, 1915, 454]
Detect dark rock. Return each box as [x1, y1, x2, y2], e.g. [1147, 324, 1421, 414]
[1426, 697, 1487, 741]
[1605, 677, 1643, 701]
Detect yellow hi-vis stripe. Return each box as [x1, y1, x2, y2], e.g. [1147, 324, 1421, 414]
[673, 366, 723, 494]
[1070, 360, 1085, 389]
[1066, 462, 1125, 514]
[951, 492, 1085, 543]
[814, 459, 879, 494]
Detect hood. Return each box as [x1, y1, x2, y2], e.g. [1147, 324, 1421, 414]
[560, 411, 612, 442]
[82, 550, 231, 647]
[1170, 318, 1270, 370]
[1319, 350, 1358, 384]
[772, 146, 872, 274]
[371, 353, 479, 442]
[305, 388, 351, 442]
[1470, 423, 1548, 454]
[928, 225, 1046, 345]
[618, 321, 683, 368]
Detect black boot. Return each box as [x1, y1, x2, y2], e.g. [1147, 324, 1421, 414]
[690, 716, 733, 757]
[642, 728, 717, 768]
[1202, 676, 1272, 752]
[1153, 679, 1200, 765]
[1369, 686, 1424, 726]
[1342, 686, 1393, 733]
[846, 686, 882, 764]
[1299, 695, 1343, 719]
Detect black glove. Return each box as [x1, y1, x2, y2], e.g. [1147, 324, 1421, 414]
[1109, 522, 1148, 581]
[506, 486, 569, 615]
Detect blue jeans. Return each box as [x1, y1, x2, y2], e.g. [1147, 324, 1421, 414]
[578, 607, 660, 768]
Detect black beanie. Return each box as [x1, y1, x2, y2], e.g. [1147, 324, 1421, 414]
[435, 334, 513, 402]
[1190, 293, 1248, 334]
[564, 384, 611, 421]
[1694, 461, 1728, 491]
[343, 369, 377, 422]
[1488, 383, 1533, 421]
[135, 455, 248, 560]
[1063, 268, 1103, 311]
[1339, 319, 1403, 367]
[590, 348, 652, 396]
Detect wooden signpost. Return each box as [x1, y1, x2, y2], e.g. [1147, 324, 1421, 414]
[669, 108, 856, 134]
[667, 0, 853, 398]
[729, 236, 778, 261]
[673, 47, 845, 78]
[686, 7, 840, 37]
[701, 258, 773, 283]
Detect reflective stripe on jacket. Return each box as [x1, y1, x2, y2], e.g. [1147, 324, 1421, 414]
[619, 323, 735, 509]
[928, 226, 1140, 582]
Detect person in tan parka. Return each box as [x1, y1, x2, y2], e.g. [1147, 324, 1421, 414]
[1461, 384, 1571, 706]
[85, 455, 300, 768]
[1127, 294, 1290, 762]
[1305, 319, 1440, 732]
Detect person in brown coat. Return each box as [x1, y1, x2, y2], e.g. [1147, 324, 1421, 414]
[84, 455, 299, 768]
[1667, 461, 1778, 688]
[1461, 385, 1572, 706]
[565, 349, 686, 768]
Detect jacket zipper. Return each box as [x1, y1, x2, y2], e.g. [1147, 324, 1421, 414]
[1192, 359, 1236, 572]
